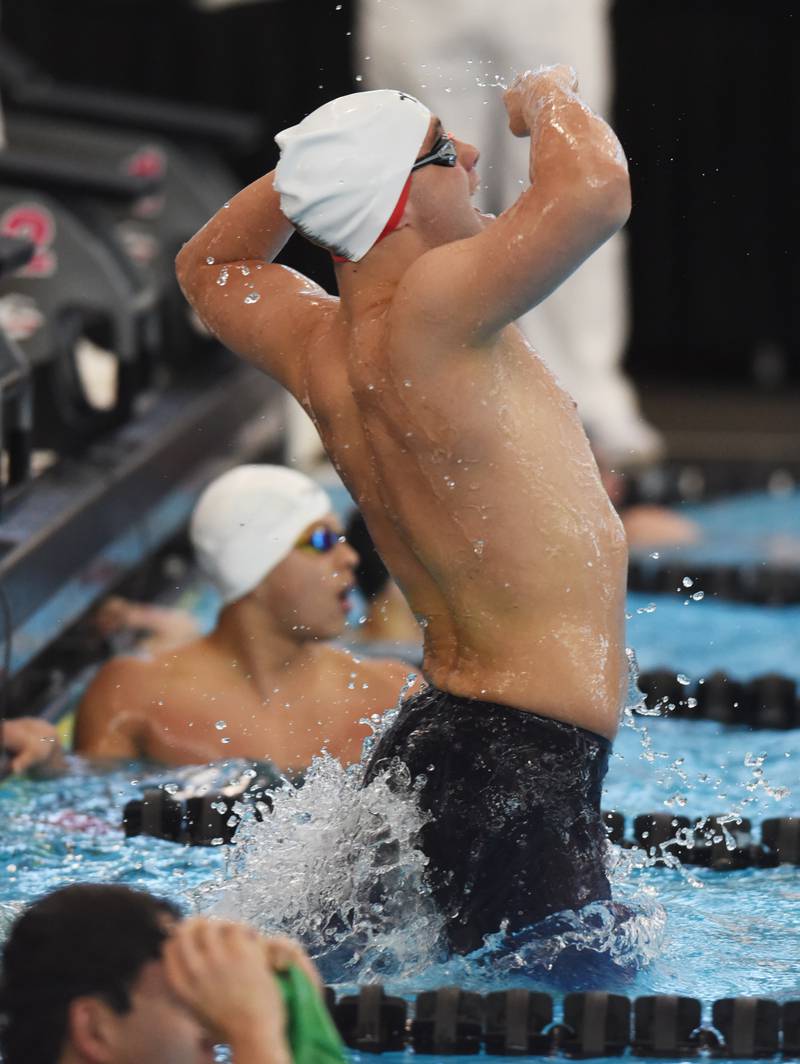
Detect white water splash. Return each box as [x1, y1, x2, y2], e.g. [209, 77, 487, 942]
[191, 695, 665, 986]
[195, 746, 444, 985]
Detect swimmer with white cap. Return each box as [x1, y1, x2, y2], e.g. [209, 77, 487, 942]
[176, 71, 633, 951]
[75, 464, 419, 768]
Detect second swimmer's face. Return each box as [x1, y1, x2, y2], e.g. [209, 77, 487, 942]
[407, 115, 483, 246]
[255, 515, 359, 639]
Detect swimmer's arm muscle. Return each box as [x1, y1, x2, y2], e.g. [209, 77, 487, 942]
[402, 70, 631, 346]
[176, 171, 333, 395]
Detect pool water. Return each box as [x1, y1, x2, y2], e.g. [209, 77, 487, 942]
[1, 490, 799, 1060]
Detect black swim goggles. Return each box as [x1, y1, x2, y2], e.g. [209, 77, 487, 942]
[411, 132, 458, 171]
[295, 526, 348, 554]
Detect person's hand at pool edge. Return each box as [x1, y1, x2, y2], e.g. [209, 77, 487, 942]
[1, 717, 65, 779]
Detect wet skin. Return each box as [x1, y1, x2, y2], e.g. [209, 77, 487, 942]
[177, 69, 632, 739]
[75, 516, 417, 768]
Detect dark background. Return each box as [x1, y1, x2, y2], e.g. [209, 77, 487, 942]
[3, 0, 798, 388]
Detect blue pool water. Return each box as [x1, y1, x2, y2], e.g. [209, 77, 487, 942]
[2, 490, 799, 1059]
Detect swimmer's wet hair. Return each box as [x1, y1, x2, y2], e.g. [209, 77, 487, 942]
[0, 884, 181, 1064]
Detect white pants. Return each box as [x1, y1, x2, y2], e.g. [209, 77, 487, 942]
[357, 0, 645, 440]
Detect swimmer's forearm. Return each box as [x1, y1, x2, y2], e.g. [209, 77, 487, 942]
[176, 171, 294, 290]
[522, 78, 629, 200]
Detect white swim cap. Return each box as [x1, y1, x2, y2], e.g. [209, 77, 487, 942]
[190, 465, 332, 605]
[274, 89, 431, 262]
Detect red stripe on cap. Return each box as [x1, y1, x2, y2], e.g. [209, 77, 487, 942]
[331, 175, 413, 264]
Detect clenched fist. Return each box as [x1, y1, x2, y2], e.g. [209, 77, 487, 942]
[504, 65, 579, 136]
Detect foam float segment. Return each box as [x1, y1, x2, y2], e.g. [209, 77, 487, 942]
[561, 992, 631, 1058]
[411, 988, 484, 1055]
[696, 672, 746, 725]
[185, 792, 238, 845]
[781, 1001, 800, 1058]
[745, 565, 800, 606]
[632, 995, 702, 1057]
[711, 998, 780, 1058]
[689, 816, 753, 871]
[637, 671, 686, 716]
[484, 989, 553, 1056]
[701, 565, 745, 603]
[745, 674, 798, 729]
[761, 818, 800, 865]
[334, 985, 407, 1053]
[602, 810, 626, 845]
[633, 814, 692, 862]
[123, 788, 183, 841]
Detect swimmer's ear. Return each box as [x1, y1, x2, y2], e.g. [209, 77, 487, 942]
[68, 996, 119, 1060]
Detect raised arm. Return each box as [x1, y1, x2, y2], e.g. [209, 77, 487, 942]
[175, 171, 336, 395]
[402, 66, 632, 346]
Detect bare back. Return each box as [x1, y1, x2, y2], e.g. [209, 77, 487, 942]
[302, 308, 627, 737]
[175, 69, 632, 738]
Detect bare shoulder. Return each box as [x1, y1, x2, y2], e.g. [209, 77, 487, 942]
[341, 650, 422, 701]
[81, 654, 158, 708]
[184, 260, 339, 397]
[74, 655, 158, 755]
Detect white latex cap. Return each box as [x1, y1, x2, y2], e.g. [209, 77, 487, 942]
[274, 90, 431, 262]
[190, 465, 332, 606]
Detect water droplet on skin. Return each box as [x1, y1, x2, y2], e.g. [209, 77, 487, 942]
[206, 256, 215, 265]
[215, 720, 227, 730]
[239, 264, 250, 276]
[244, 292, 261, 304]
[403, 379, 412, 388]
[473, 540, 484, 555]
[221, 737, 231, 744]
[216, 267, 229, 286]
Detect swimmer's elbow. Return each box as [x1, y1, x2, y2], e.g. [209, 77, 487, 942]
[175, 241, 200, 304]
[583, 161, 631, 233]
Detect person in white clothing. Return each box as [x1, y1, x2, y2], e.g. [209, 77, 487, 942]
[356, 0, 663, 463]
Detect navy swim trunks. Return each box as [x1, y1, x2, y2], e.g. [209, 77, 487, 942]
[362, 685, 612, 954]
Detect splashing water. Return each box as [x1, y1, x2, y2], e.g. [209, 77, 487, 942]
[196, 749, 444, 986]
[193, 695, 665, 988]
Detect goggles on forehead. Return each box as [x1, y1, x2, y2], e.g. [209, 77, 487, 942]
[411, 132, 457, 171]
[295, 526, 347, 553]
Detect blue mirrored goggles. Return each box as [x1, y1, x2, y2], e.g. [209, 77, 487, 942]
[411, 133, 458, 171]
[295, 527, 347, 553]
